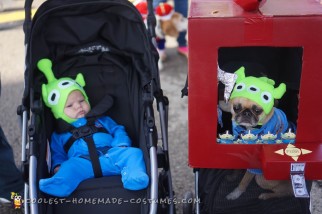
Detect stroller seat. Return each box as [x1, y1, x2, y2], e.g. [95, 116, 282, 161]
[52, 176, 146, 213]
[38, 53, 148, 214]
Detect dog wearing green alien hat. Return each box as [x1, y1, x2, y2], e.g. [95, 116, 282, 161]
[37, 58, 90, 124]
[226, 66, 295, 201]
[229, 66, 286, 119]
[230, 67, 286, 128]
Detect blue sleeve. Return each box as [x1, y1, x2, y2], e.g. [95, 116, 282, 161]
[51, 132, 68, 172]
[99, 116, 132, 147]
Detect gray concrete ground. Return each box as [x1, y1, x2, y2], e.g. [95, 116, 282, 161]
[0, 1, 321, 213]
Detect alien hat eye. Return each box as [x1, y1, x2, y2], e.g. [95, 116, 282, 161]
[261, 91, 272, 104]
[58, 80, 74, 89]
[48, 89, 60, 105]
[234, 83, 245, 92]
[247, 85, 259, 94]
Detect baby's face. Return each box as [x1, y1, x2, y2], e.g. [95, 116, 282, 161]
[64, 90, 90, 119]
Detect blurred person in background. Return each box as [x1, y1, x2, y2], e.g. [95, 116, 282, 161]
[0, 76, 24, 213]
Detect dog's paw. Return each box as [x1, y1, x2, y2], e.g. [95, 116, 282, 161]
[226, 188, 244, 200]
[258, 193, 271, 200]
[258, 192, 288, 200]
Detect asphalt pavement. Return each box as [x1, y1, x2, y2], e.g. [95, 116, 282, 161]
[0, 1, 321, 214]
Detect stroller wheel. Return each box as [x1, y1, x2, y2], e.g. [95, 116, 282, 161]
[182, 191, 194, 214]
[157, 169, 177, 214]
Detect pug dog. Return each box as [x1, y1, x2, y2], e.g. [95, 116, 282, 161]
[225, 66, 294, 200]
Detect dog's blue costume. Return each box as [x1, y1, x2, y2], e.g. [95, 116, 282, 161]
[37, 59, 148, 197]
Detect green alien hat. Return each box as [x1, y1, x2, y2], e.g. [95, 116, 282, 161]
[229, 67, 286, 114]
[37, 58, 89, 124]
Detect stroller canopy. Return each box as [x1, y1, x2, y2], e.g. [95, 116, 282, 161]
[24, 0, 159, 106]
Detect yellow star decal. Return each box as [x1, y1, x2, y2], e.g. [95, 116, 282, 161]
[275, 144, 312, 161]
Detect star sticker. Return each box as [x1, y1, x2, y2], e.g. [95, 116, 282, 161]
[275, 144, 312, 161]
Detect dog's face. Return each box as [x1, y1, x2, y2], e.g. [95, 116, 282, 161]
[160, 12, 187, 37]
[230, 97, 274, 129]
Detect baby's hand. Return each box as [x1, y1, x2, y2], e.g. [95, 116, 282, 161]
[54, 166, 60, 174]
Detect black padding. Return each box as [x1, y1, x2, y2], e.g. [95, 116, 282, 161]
[198, 169, 311, 214]
[52, 176, 146, 214]
[86, 94, 114, 118]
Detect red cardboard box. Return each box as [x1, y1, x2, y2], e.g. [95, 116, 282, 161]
[188, 0, 322, 179]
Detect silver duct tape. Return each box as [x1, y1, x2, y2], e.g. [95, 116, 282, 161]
[218, 67, 237, 102]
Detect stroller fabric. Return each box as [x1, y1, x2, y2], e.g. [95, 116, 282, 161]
[198, 169, 311, 214]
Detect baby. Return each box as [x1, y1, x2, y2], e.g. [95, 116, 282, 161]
[37, 58, 149, 197]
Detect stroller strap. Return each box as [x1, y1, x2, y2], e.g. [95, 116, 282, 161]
[63, 125, 108, 153]
[64, 123, 109, 178]
[83, 136, 103, 178]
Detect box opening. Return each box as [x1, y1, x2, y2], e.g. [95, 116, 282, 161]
[217, 47, 303, 144]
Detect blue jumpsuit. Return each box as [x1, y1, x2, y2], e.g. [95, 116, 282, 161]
[39, 117, 149, 197]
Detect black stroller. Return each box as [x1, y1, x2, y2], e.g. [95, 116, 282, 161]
[18, 0, 175, 213]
